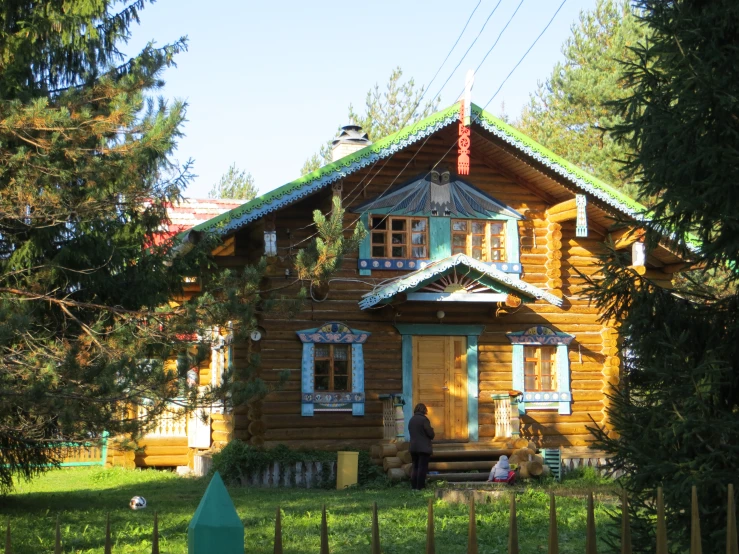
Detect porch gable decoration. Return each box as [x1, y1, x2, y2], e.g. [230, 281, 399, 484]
[507, 326, 574, 415]
[297, 322, 370, 416]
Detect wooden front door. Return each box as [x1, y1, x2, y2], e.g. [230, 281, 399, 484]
[412, 336, 468, 441]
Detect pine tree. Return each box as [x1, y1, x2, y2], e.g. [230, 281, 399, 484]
[208, 163, 258, 200]
[0, 1, 358, 491]
[518, 0, 646, 197]
[300, 67, 439, 175]
[588, 1, 739, 551]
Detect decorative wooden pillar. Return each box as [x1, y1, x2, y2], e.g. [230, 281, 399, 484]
[600, 324, 621, 431]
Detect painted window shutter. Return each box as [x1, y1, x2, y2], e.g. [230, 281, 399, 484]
[512, 344, 525, 414]
[297, 323, 370, 416]
[301, 343, 315, 417]
[358, 213, 371, 276]
[556, 345, 572, 415]
[351, 344, 365, 416]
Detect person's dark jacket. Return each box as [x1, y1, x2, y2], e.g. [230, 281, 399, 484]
[408, 413, 435, 454]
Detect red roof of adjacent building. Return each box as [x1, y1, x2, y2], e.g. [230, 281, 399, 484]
[152, 198, 246, 245]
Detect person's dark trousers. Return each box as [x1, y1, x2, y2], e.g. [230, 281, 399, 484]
[410, 452, 431, 490]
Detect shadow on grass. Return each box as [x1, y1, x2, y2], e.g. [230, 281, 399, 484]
[2, 467, 618, 553]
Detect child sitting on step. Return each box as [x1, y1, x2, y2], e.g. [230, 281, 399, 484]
[487, 454, 516, 484]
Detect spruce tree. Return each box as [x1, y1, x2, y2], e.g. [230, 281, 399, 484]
[588, 1, 739, 551]
[518, 0, 646, 196]
[0, 1, 359, 491]
[208, 163, 258, 200]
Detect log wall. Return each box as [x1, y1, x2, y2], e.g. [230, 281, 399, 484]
[220, 129, 619, 451]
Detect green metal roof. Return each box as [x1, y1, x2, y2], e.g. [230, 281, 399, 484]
[190, 102, 695, 252]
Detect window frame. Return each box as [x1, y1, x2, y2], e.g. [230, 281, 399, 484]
[314, 343, 352, 393]
[523, 346, 557, 392]
[507, 326, 573, 415]
[297, 322, 371, 416]
[451, 219, 507, 262]
[370, 215, 429, 260]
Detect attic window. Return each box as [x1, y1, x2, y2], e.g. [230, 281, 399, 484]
[370, 216, 428, 259]
[452, 219, 506, 262]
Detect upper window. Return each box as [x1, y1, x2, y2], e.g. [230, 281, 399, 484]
[452, 219, 506, 261]
[524, 346, 556, 392]
[371, 216, 428, 259]
[314, 344, 351, 392]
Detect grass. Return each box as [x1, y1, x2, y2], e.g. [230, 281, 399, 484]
[2, 466, 618, 553]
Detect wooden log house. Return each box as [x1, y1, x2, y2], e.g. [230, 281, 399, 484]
[120, 103, 695, 471]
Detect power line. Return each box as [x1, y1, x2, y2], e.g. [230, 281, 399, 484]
[481, 0, 568, 110]
[472, 0, 525, 77]
[429, 0, 503, 107]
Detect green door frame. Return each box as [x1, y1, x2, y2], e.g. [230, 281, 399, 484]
[395, 324, 484, 442]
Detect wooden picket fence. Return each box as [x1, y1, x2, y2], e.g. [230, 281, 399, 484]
[4, 512, 160, 554]
[271, 485, 739, 554]
[4, 485, 738, 553]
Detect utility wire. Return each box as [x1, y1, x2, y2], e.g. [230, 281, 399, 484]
[481, 0, 568, 110]
[429, 0, 503, 107]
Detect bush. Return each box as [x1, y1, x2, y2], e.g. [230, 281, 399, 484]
[211, 441, 388, 488]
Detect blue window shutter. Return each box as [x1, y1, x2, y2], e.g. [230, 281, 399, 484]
[401, 335, 413, 440]
[556, 345, 572, 415]
[359, 213, 371, 275]
[512, 344, 525, 414]
[506, 219, 520, 265]
[351, 344, 365, 416]
[429, 217, 451, 261]
[467, 336, 479, 441]
[301, 343, 315, 416]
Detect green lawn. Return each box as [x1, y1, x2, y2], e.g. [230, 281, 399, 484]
[2, 467, 617, 553]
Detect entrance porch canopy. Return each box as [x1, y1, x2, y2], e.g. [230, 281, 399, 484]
[359, 253, 563, 310]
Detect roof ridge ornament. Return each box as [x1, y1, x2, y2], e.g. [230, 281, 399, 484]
[458, 69, 474, 175]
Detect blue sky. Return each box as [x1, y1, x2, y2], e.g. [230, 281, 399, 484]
[127, 0, 599, 197]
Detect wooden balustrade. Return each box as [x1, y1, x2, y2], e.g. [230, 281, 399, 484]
[137, 403, 188, 438]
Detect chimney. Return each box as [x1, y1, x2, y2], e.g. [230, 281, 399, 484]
[331, 125, 372, 162]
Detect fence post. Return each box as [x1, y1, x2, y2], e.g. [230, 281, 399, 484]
[100, 431, 109, 467]
[621, 490, 631, 554]
[426, 498, 435, 554]
[728, 484, 738, 554]
[585, 492, 597, 554]
[104, 513, 112, 554]
[468, 496, 478, 554]
[371, 502, 381, 554]
[274, 506, 283, 554]
[320, 505, 329, 554]
[152, 512, 159, 554]
[187, 471, 244, 553]
[690, 486, 702, 554]
[508, 493, 519, 554]
[54, 515, 61, 554]
[548, 493, 558, 554]
[656, 487, 667, 554]
[4, 519, 10, 554]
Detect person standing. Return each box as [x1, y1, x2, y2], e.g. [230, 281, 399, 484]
[408, 403, 435, 490]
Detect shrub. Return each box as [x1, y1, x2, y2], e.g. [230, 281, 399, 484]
[211, 441, 388, 488]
